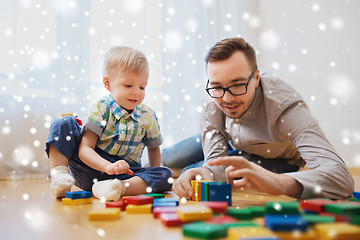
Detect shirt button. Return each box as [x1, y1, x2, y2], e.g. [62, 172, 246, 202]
[235, 118, 240, 123]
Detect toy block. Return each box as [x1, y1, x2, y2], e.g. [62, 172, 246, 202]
[125, 203, 152, 214]
[302, 214, 335, 225]
[208, 182, 232, 206]
[65, 191, 92, 199]
[319, 212, 351, 222]
[351, 216, 360, 226]
[199, 201, 228, 214]
[106, 199, 127, 211]
[191, 180, 196, 201]
[227, 208, 253, 220]
[248, 206, 266, 218]
[265, 214, 308, 232]
[349, 198, 360, 203]
[152, 201, 178, 208]
[222, 221, 259, 229]
[153, 206, 178, 218]
[123, 195, 154, 205]
[276, 227, 319, 240]
[177, 205, 213, 222]
[206, 215, 238, 224]
[62, 197, 92, 206]
[160, 213, 184, 227]
[153, 198, 179, 205]
[201, 181, 210, 201]
[182, 222, 227, 239]
[265, 201, 300, 215]
[191, 180, 211, 202]
[314, 222, 360, 240]
[88, 208, 121, 220]
[300, 199, 333, 213]
[140, 193, 164, 199]
[228, 226, 277, 240]
[324, 202, 360, 216]
[353, 191, 360, 199]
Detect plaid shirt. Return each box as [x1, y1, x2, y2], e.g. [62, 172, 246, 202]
[85, 95, 163, 163]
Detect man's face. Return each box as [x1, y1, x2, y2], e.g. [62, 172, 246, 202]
[207, 51, 260, 119]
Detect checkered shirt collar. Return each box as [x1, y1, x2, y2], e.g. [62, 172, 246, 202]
[107, 95, 141, 122]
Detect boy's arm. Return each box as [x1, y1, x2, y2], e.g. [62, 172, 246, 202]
[78, 129, 111, 172]
[147, 146, 161, 167]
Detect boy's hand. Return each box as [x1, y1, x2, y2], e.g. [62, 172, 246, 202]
[105, 160, 134, 175]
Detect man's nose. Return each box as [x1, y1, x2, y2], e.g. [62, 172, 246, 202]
[222, 90, 235, 102]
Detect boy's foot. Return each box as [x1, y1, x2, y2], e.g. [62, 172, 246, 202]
[50, 166, 75, 198]
[92, 179, 126, 201]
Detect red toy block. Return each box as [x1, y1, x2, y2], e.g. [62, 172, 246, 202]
[153, 206, 178, 218]
[206, 215, 238, 224]
[123, 195, 154, 205]
[160, 213, 183, 227]
[199, 201, 228, 214]
[106, 199, 127, 211]
[300, 199, 333, 213]
[319, 212, 352, 222]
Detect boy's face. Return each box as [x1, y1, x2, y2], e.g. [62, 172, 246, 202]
[103, 68, 149, 112]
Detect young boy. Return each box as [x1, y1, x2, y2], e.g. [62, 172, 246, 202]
[46, 46, 172, 201]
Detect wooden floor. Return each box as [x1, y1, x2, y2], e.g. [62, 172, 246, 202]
[1, 173, 360, 240]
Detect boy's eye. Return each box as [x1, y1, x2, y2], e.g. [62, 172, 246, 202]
[124, 85, 132, 88]
[140, 87, 145, 90]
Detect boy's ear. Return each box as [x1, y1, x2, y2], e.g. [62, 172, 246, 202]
[103, 77, 110, 91]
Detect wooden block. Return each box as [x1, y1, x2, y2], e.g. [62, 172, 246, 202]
[153, 198, 179, 205]
[153, 206, 178, 218]
[265, 214, 308, 232]
[199, 201, 228, 214]
[160, 213, 183, 227]
[276, 227, 319, 240]
[88, 208, 121, 220]
[319, 212, 351, 222]
[182, 222, 227, 239]
[152, 202, 178, 208]
[222, 221, 259, 229]
[125, 203, 152, 214]
[265, 201, 300, 215]
[191, 180, 196, 201]
[206, 215, 238, 224]
[208, 182, 232, 206]
[353, 191, 360, 199]
[228, 226, 277, 240]
[227, 208, 253, 220]
[324, 202, 360, 216]
[248, 206, 266, 217]
[300, 199, 334, 213]
[314, 222, 360, 240]
[177, 205, 212, 222]
[124, 195, 154, 205]
[302, 214, 335, 225]
[140, 193, 164, 199]
[62, 197, 92, 206]
[106, 199, 127, 211]
[201, 181, 210, 201]
[65, 191, 92, 199]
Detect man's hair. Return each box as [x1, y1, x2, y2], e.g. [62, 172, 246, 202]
[103, 46, 148, 77]
[205, 37, 257, 70]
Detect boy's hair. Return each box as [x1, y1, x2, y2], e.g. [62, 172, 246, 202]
[103, 46, 148, 77]
[205, 37, 257, 71]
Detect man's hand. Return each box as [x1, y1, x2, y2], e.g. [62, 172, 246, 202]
[208, 156, 303, 197]
[173, 167, 215, 199]
[105, 160, 134, 176]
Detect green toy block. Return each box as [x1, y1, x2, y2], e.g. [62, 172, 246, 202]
[248, 206, 266, 217]
[349, 198, 360, 203]
[201, 182, 210, 201]
[324, 202, 360, 215]
[226, 208, 253, 220]
[182, 222, 227, 239]
[265, 201, 300, 215]
[351, 216, 360, 226]
[140, 193, 165, 199]
[302, 214, 335, 224]
[223, 221, 258, 229]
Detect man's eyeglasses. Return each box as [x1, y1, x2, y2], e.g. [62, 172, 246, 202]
[206, 70, 257, 98]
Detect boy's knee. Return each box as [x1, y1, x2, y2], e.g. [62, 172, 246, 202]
[156, 167, 173, 192]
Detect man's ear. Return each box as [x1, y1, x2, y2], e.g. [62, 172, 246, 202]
[255, 70, 260, 88]
[103, 77, 110, 91]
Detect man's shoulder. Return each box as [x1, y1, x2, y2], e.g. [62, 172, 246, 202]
[260, 75, 303, 102]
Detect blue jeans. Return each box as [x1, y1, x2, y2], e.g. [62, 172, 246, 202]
[161, 134, 300, 174]
[45, 116, 173, 192]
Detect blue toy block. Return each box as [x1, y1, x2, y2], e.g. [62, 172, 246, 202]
[265, 214, 308, 232]
[65, 191, 92, 199]
[208, 182, 232, 206]
[152, 202, 178, 208]
[153, 198, 179, 206]
[353, 191, 360, 199]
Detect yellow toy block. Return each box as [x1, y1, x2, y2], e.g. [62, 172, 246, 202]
[125, 204, 152, 214]
[88, 208, 121, 220]
[314, 222, 360, 240]
[191, 180, 211, 202]
[276, 227, 319, 239]
[228, 226, 276, 240]
[177, 205, 212, 222]
[62, 197, 92, 205]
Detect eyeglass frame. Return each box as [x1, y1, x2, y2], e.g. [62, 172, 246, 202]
[205, 69, 257, 98]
